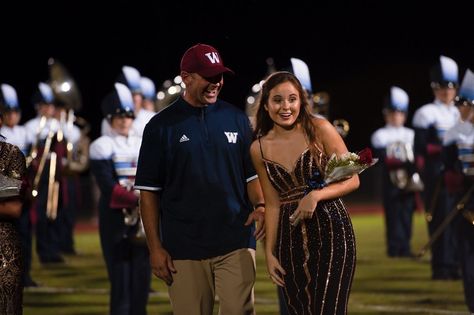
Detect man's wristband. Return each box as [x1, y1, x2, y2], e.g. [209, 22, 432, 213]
[254, 203, 265, 209]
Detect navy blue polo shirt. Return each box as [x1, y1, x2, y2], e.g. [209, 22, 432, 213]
[134, 96, 257, 260]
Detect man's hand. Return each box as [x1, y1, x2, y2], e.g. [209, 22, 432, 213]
[150, 247, 176, 286]
[245, 206, 265, 240]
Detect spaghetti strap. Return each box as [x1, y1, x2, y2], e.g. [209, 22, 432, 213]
[258, 137, 265, 159]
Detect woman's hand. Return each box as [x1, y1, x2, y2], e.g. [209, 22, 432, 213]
[289, 192, 319, 226]
[266, 253, 286, 287]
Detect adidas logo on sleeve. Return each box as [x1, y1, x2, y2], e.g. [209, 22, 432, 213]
[179, 134, 190, 143]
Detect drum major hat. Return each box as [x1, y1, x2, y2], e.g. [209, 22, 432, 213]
[101, 83, 135, 120]
[0, 84, 20, 113]
[384, 86, 409, 112]
[430, 55, 459, 89]
[31, 82, 55, 105]
[454, 69, 474, 106]
[140, 76, 156, 101]
[290, 57, 313, 94]
[117, 65, 142, 94]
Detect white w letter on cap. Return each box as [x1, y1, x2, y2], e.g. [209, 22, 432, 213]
[205, 52, 220, 64]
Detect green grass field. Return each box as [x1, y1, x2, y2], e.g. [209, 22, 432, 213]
[23, 212, 468, 315]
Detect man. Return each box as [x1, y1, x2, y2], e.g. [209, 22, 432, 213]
[412, 55, 461, 280]
[134, 43, 265, 315]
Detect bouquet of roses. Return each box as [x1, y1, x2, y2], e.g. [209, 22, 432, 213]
[0, 173, 23, 199]
[305, 148, 378, 193]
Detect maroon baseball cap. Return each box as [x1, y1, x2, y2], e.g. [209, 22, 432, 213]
[180, 43, 234, 78]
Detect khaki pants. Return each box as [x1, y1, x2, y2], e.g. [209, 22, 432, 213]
[168, 248, 256, 315]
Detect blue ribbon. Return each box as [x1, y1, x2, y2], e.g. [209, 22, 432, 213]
[304, 169, 327, 195]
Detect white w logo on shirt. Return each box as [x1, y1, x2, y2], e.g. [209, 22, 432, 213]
[205, 52, 220, 64]
[224, 132, 238, 143]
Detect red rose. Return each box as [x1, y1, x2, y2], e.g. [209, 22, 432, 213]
[358, 148, 373, 165]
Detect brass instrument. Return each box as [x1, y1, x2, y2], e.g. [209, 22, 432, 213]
[48, 58, 89, 173]
[65, 115, 90, 174]
[48, 58, 81, 111]
[333, 119, 350, 138]
[386, 141, 424, 192]
[46, 152, 59, 220]
[416, 184, 474, 258]
[121, 183, 146, 243]
[114, 151, 146, 243]
[312, 91, 330, 118]
[122, 206, 146, 243]
[30, 119, 60, 221]
[25, 115, 47, 168]
[463, 208, 474, 225]
[312, 91, 351, 138]
[31, 119, 57, 198]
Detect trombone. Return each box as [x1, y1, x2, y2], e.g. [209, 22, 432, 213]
[46, 152, 59, 220]
[31, 119, 57, 198]
[415, 184, 474, 259]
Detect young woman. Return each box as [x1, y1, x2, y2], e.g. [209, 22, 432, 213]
[250, 71, 359, 315]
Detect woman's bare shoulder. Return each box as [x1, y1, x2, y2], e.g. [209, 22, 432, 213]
[311, 116, 333, 132]
[250, 136, 264, 157]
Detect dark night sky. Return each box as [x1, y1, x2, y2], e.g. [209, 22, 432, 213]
[1, 1, 473, 152]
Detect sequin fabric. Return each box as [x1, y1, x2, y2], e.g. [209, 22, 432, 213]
[0, 141, 25, 315]
[262, 145, 356, 315]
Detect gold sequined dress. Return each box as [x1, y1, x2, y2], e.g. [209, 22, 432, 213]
[0, 141, 26, 315]
[261, 143, 356, 315]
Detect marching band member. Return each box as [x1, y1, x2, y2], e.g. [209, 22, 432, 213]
[24, 82, 65, 266]
[89, 83, 150, 315]
[133, 75, 156, 137]
[117, 65, 154, 137]
[140, 76, 157, 112]
[102, 65, 155, 138]
[0, 84, 28, 155]
[52, 99, 82, 256]
[101, 65, 141, 136]
[443, 69, 474, 314]
[412, 55, 461, 280]
[371, 86, 418, 257]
